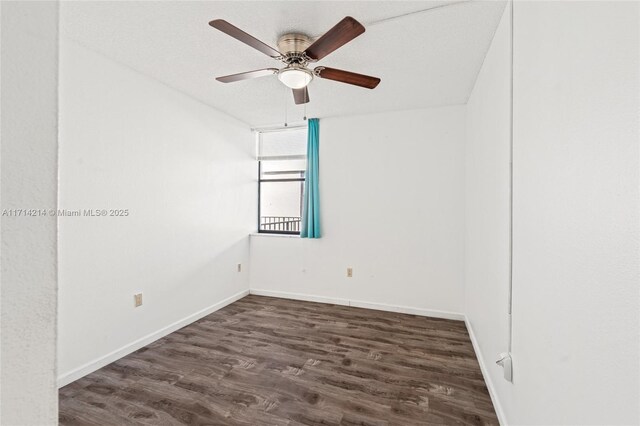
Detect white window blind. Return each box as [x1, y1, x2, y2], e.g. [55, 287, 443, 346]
[258, 128, 307, 160]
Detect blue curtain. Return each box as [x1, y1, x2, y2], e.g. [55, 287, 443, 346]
[301, 118, 320, 238]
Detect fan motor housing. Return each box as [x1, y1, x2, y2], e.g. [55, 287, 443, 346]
[277, 33, 312, 56]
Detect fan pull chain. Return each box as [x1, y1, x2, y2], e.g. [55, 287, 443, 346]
[284, 86, 288, 127]
[304, 101, 307, 121]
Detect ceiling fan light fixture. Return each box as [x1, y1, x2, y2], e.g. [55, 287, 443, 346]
[278, 66, 313, 89]
[210, 18, 380, 105]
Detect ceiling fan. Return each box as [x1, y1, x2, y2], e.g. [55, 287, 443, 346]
[209, 17, 381, 105]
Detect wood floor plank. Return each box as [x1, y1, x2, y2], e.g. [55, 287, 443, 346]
[60, 295, 498, 425]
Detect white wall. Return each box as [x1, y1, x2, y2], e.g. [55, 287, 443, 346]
[466, 2, 639, 424]
[250, 106, 466, 317]
[464, 2, 511, 423]
[57, 40, 256, 385]
[0, 1, 59, 423]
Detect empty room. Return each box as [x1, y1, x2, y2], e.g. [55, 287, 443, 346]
[1, 0, 638, 425]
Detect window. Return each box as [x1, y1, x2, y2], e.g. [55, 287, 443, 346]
[257, 127, 307, 234]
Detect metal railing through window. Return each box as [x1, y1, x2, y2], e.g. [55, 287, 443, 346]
[259, 216, 301, 233]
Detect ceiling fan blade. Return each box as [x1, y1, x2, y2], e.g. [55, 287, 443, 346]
[315, 67, 380, 89]
[216, 68, 278, 83]
[209, 19, 282, 59]
[304, 17, 365, 61]
[292, 87, 310, 105]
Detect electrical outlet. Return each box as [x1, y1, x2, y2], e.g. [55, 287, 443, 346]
[347, 267, 353, 278]
[237, 263, 242, 272]
[134, 293, 143, 307]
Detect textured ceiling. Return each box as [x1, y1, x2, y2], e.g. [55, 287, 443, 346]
[61, 1, 506, 127]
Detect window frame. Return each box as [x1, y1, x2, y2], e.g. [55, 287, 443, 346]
[256, 127, 307, 235]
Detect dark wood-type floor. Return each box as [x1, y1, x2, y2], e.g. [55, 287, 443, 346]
[59, 295, 498, 425]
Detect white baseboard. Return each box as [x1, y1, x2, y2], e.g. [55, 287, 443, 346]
[249, 289, 465, 321]
[465, 317, 508, 426]
[249, 289, 351, 306]
[57, 289, 250, 388]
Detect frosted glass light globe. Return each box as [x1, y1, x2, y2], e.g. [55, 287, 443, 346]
[278, 67, 313, 89]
